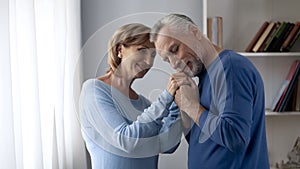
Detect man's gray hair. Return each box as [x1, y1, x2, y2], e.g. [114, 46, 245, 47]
[150, 13, 196, 42]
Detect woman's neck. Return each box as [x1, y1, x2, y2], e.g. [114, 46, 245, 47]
[98, 71, 138, 99]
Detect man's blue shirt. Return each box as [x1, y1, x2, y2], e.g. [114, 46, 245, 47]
[187, 50, 270, 169]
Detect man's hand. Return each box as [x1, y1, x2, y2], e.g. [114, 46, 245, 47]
[180, 110, 193, 129]
[173, 72, 203, 125]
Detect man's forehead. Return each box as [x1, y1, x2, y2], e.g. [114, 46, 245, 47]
[155, 26, 188, 48]
[156, 27, 176, 44]
[155, 38, 174, 57]
[155, 29, 178, 50]
[155, 35, 171, 50]
[158, 25, 178, 38]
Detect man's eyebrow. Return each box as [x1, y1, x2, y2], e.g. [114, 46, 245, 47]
[156, 50, 165, 57]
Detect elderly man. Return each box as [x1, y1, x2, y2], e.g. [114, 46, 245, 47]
[150, 13, 270, 169]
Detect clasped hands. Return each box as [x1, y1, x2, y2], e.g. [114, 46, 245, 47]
[166, 72, 203, 126]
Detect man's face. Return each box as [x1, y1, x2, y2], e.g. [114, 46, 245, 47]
[155, 26, 204, 77]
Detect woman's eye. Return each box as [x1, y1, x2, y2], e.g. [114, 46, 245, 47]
[138, 48, 147, 54]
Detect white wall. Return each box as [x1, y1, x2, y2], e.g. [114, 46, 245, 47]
[81, 0, 205, 81]
[80, 1, 206, 168]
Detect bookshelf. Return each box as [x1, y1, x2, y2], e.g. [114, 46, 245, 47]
[265, 110, 300, 116]
[208, 0, 300, 167]
[241, 54, 300, 167]
[241, 52, 300, 57]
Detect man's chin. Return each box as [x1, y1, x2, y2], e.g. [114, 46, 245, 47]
[186, 71, 195, 77]
[184, 64, 196, 77]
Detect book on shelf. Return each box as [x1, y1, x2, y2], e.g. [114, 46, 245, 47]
[272, 60, 300, 112]
[245, 21, 300, 52]
[295, 76, 300, 111]
[280, 21, 300, 52]
[282, 79, 298, 111]
[252, 22, 276, 52]
[264, 22, 287, 52]
[284, 24, 300, 52]
[258, 22, 281, 52]
[245, 21, 269, 52]
[207, 16, 223, 48]
[270, 22, 295, 52]
[284, 76, 300, 111]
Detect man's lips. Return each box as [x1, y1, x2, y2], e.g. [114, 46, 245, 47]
[180, 61, 193, 76]
[187, 61, 193, 70]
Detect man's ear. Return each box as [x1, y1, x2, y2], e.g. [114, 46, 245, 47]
[189, 24, 202, 41]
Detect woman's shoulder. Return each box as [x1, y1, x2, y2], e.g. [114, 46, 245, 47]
[82, 78, 103, 88]
[82, 78, 112, 96]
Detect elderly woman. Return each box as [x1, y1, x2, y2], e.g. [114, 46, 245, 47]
[79, 23, 185, 169]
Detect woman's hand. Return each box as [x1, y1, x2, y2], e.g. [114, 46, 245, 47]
[166, 73, 192, 96]
[166, 76, 179, 96]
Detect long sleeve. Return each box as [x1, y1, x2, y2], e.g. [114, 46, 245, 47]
[80, 79, 181, 158]
[188, 50, 269, 169]
[197, 57, 253, 153]
[159, 102, 183, 153]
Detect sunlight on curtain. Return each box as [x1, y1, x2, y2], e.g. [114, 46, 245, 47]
[0, 0, 86, 168]
[9, 1, 43, 168]
[0, 1, 16, 168]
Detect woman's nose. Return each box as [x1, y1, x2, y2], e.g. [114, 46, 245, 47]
[145, 56, 154, 67]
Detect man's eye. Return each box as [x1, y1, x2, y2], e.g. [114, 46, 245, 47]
[163, 57, 170, 63]
[170, 45, 178, 53]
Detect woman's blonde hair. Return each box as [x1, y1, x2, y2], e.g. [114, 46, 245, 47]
[107, 23, 155, 73]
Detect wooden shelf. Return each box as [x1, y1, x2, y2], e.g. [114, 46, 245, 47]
[238, 52, 300, 57]
[265, 110, 300, 116]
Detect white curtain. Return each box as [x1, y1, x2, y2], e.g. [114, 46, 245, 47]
[0, 0, 87, 169]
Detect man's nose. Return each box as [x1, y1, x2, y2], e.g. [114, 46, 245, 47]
[169, 56, 182, 69]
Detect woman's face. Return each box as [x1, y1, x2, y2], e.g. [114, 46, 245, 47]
[120, 44, 156, 79]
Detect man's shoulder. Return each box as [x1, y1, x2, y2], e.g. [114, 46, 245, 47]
[220, 50, 248, 63]
[220, 50, 256, 71]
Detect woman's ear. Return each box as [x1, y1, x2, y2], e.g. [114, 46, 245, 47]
[189, 24, 202, 41]
[117, 44, 122, 58]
